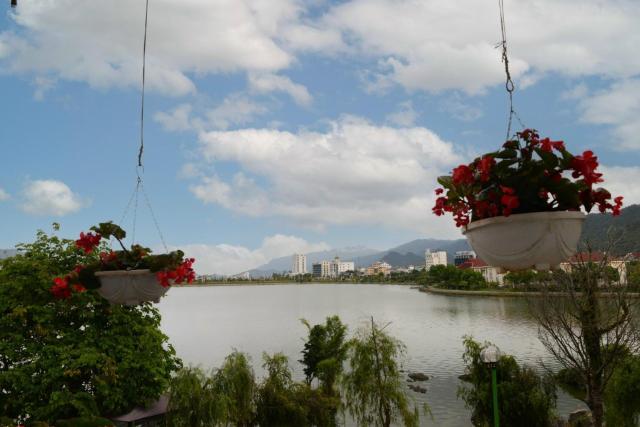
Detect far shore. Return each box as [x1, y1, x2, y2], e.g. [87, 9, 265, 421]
[175, 281, 419, 287]
[422, 286, 640, 298]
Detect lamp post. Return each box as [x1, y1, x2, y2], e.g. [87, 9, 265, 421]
[481, 345, 501, 427]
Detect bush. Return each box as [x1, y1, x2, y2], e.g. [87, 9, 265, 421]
[458, 337, 557, 427]
[0, 230, 181, 423]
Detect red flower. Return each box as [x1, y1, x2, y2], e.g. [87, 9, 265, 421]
[51, 277, 72, 300]
[500, 186, 520, 216]
[539, 137, 565, 152]
[99, 251, 118, 264]
[571, 150, 603, 186]
[435, 188, 444, 195]
[477, 155, 495, 182]
[72, 284, 87, 293]
[517, 129, 539, 141]
[451, 164, 474, 185]
[612, 196, 624, 216]
[75, 232, 102, 254]
[432, 196, 448, 216]
[156, 258, 196, 287]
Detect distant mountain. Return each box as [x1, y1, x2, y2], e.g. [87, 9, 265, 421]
[580, 204, 640, 255]
[248, 246, 380, 278]
[0, 249, 17, 260]
[243, 204, 640, 277]
[380, 251, 424, 267]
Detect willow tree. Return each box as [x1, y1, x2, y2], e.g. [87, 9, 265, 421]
[342, 318, 424, 427]
[529, 251, 640, 427]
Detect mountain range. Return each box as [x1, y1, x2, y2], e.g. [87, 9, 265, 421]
[248, 204, 640, 277]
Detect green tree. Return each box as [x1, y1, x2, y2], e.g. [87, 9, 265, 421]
[603, 353, 640, 426]
[458, 337, 557, 427]
[213, 351, 257, 427]
[256, 353, 309, 427]
[342, 318, 423, 427]
[300, 316, 348, 396]
[166, 367, 224, 427]
[0, 229, 181, 424]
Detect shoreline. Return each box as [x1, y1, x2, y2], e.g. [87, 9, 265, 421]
[175, 282, 418, 287]
[421, 286, 640, 298]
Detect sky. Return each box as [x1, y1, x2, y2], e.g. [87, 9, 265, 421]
[1, 0, 639, 275]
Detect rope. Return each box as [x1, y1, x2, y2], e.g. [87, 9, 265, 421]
[132, 178, 141, 244]
[497, 0, 524, 140]
[137, 0, 149, 175]
[140, 181, 169, 252]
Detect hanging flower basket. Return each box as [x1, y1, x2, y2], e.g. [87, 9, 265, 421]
[433, 129, 623, 271]
[95, 269, 169, 306]
[463, 211, 585, 270]
[50, 222, 195, 305]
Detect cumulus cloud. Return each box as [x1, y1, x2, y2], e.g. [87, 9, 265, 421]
[576, 79, 640, 151]
[1, 0, 302, 95]
[20, 180, 85, 216]
[322, 0, 640, 94]
[171, 234, 330, 275]
[155, 95, 268, 132]
[0, 187, 9, 201]
[189, 116, 461, 237]
[248, 73, 313, 106]
[386, 101, 418, 127]
[600, 165, 640, 206]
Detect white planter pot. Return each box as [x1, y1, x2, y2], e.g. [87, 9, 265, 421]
[463, 211, 585, 271]
[95, 269, 169, 306]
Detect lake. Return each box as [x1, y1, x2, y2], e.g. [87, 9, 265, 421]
[158, 284, 584, 426]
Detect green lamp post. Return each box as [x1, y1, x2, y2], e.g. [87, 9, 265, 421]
[481, 345, 501, 427]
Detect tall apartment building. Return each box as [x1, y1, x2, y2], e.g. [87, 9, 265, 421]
[292, 253, 307, 275]
[425, 249, 448, 270]
[312, 257, 355, 278]
[454, 250, 476, 266]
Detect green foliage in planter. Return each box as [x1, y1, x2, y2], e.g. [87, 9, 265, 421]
[0, 229, 182, 424]
[458, 337, 557, 427]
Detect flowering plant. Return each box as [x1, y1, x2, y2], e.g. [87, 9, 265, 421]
[432, 129, 623, 227]
[51, 222, 195, 300]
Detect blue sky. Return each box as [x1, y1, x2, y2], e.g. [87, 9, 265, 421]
[1, 0, 639, 274]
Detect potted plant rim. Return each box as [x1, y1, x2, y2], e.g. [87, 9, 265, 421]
[432, 129, 623, 270]
[50, 222, 196, 305]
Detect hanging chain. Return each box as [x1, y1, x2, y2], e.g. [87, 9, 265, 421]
[497, 0, 525, 141]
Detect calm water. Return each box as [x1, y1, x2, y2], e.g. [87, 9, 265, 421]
[158, 284, 584, 426]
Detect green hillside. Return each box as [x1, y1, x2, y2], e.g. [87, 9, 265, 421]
[580, 204, 640, 255]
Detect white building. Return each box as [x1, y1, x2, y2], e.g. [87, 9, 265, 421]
[292, 253, 307, 275]
[331, 257, 355, 276]
[425, 249, 448, 270]
[454, 250, 476, 266]
[312, 257, 355, 278]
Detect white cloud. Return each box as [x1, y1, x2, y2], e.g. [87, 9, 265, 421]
[1, 0, 300, 95]
[600, 165, 640, 207]
[190, 116, 461, 238]
[577, 79, 640, 150]
[20, 180, 86, 216]
[439, 96, 483, 122]
[0, 188, 9, 201]
[248, 72, 313, 106]
[172, 234, 330, 275]
[154, 104, 194, 132]
[321, 0, 640, 94]
[206, 94, 268, 130]
[386, 101, 418, 127]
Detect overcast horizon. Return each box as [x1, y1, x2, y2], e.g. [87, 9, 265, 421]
[2, 0, 640, 275]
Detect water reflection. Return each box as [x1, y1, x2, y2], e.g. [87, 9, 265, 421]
[158, 284, 584, 426]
